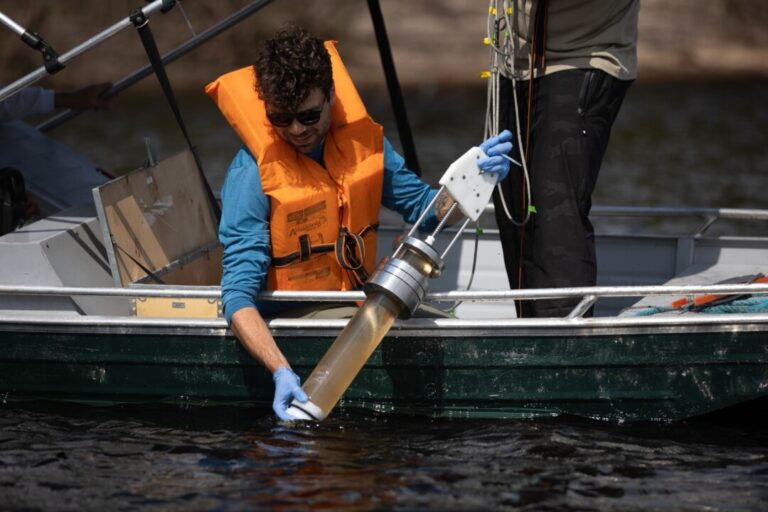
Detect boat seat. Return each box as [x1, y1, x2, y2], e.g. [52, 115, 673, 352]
[0, 203, 130, 316]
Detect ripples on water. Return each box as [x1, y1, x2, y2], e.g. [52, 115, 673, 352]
[1, 403, 767, 511]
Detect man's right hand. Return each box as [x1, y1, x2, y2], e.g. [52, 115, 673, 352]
[272, 367, 308, 420]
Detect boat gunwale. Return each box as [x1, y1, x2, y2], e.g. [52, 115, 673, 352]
[1, 283, 767, 301]
[1, 311, 767, 338]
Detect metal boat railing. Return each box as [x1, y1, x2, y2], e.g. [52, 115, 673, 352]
[487, 205, 768, 237]
[0, 307, 767, 332]
[590, 206, 768, 221]
[1, 283, 767, 327]
[590, 206, 768, 236]
[1, 283, 768, 303]
[385, 205, 768, 239]
[1, 207, 766, 329]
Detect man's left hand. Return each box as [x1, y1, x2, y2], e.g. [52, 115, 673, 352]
[477, 130, 514, 182]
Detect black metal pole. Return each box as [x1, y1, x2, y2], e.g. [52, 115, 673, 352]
[366, 0, 421, 176]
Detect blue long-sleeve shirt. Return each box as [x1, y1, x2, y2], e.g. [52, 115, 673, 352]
[0, 87, 55, 121]
[219, 137, 438, 323]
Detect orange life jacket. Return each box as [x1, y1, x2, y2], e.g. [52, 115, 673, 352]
[205, 41, 383, 291]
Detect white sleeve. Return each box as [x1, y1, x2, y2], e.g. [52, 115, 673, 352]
[0, 87, 55, 121]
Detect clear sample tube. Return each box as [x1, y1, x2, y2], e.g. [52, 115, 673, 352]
[286, 240, 441, 421]
[286, 292, 402, 420]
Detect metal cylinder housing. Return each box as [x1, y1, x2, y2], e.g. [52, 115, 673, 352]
[364, 237, 443, 318]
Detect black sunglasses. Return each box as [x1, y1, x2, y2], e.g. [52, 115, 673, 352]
[267, 99, 327, 127]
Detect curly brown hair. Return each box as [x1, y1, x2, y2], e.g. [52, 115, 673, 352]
[253, 25, 333, 113]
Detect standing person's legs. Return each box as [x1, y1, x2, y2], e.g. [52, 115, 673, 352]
[493, 70, 632, 317]
[492, 78, 530, 301]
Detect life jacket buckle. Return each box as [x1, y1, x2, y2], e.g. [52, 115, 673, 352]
[298, 234, 312, 262]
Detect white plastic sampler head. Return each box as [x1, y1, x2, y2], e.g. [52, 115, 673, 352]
[438, 146, 497, 221]
[285, 399, 326, 421]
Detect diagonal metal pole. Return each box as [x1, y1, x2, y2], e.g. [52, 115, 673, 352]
[37, 0, 274, 133]
[0, 0, 167, 103]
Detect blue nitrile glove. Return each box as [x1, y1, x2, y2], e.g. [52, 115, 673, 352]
[272, 367, 308, 420]
[477, 129, 514, 182]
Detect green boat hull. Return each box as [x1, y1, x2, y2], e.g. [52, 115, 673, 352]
[1, 323, 766, 422]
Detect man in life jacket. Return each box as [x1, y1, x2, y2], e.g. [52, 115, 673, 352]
[206, 25, 513, 420]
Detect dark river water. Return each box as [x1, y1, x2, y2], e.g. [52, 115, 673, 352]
[6, 81, 768, 510]
[2, 402, 767, 511]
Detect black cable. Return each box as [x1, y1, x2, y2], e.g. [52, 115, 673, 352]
[366, 0, 421, 176]
[112, 241, 165, 284]
[130, 8, 221, 221]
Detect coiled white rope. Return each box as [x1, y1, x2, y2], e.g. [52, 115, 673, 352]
[485, 0, 533, 226]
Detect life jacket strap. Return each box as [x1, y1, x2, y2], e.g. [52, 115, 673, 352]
[271, 224, 378, 288]
[335, 224, 378, 287]
[335, 228, 365, 271]
[271, 242, 334, 267]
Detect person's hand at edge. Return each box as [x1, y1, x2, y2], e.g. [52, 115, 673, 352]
[477, 129, 514, 182]
[54, 82, 113, 111]
[272, 367, 308, 420]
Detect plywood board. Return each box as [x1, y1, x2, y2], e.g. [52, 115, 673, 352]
[94, 149, 218, 286]
[138, 245, 223, 286]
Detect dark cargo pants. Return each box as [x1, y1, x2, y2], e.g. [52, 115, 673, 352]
[492, 69, 632, 317]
